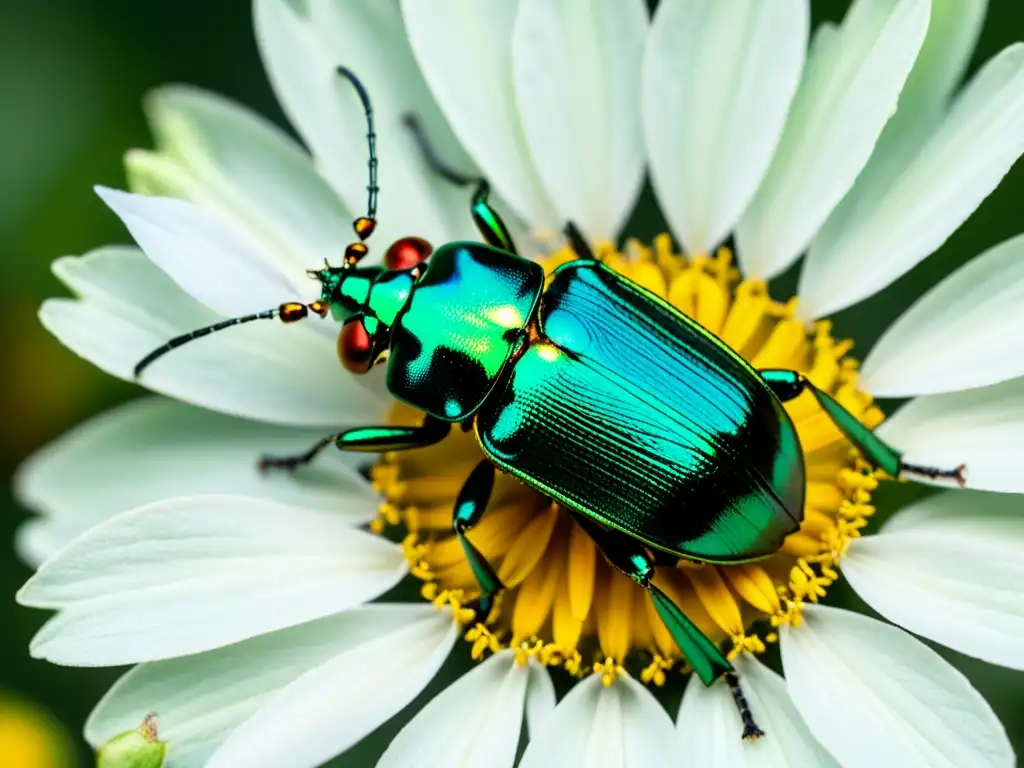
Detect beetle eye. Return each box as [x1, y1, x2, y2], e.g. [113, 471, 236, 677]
[337, 318, 375, 374]
[384, 236, 433, 271]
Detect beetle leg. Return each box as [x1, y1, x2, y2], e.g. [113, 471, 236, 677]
[452, 460, 503, 616]
[258, 416, 450, 472]
[760, 368, 967, 486]
[564, 221, 596, 260]
[570, 516, 730, 680]
[571, 513, 763, 738]
[402, 113, 518, 255]
[725, 672, 765, 741]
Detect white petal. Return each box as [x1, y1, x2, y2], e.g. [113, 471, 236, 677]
[96, 187, 302, 316]
[14, 397, 377, 566]
[86, 605, 450, 768]
[18, 496, 406, 665]
[520, 674, 677, 768]
[735, 0, 930, 279]
[677, 654, 837, 767]
[861, 233, 1024, 396]
[379, 650, 548, 768]
[782, 604, 1013, 768]
[525, 658, 557, 739]
[876, 376, 1024, 493]
[895, 0, 987, 114]
[513, 0, 647, 241]
[800, 43, 1024, 318]
[42, 247, 386, 426]
[844, 489, 1024, 670]
[817, 0, 988, 211]
[792, 0, 984, 320]
[401, 0, 557, 230]
[251, 0, 365, 232]
[644, 0, 808, 257]
[206, 608, 457, 768]
[15, 518, 82, 571]
[140, 85, 351, 272]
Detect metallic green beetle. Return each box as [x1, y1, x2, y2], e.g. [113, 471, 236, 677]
[134, 70, 964, 739]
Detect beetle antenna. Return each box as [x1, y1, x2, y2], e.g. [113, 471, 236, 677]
[337, 66, 378, 246]
[133, 301, 328, 379]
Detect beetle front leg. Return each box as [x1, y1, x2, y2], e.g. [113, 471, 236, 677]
[760, 368, 966, 485]
[452, 460, 503, 616]
[258, 416, 450, 472]
[402, 114, 518, 255]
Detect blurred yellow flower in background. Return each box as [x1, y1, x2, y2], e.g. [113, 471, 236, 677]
[0, 693, 74, 768]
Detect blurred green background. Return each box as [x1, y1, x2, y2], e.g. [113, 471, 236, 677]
[1, 0, 1022, 765]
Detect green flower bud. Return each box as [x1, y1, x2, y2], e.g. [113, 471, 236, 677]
[96, 714, 167, 768]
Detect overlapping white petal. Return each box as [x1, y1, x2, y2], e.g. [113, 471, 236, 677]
[96, 187, 304, 316]
[644, 0, 807, 257]
[781, 604, 1012, 768]
[677, 654, 836, 767]
[807, 0, 986, 223]
[85, 606, 453, 768]
[877, 376, 1024, 493]
[793, 0, 985, 320]
[14, 397, 378, 566]
[519, 674, 676, 768]
[513, 0, 647, 242]
[206, 607, 457, 768]
[16, 518, 89, 574]
[861, 234, 1024, 396]
[251, 0, 341, 192]
[42, 247, 385, 426]
[844, 489, 1024, 669]
[801, 42, 1024, 318]
[895, 0, 987, 114]
[379, 650, 554, 768]
[129, 86, 351, 274]
[736, 0, 930, 279]
[402, 0, 557, 230]
[18, 497, 406, 666]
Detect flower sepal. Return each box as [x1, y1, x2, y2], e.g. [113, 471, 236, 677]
[96, 714, 166, 768]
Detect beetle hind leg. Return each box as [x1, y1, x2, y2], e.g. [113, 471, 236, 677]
[726, 672, 765, 741]
[760, 368, 966, 486]
[452, 460, 503, 616]
[570, 513, 763, 738]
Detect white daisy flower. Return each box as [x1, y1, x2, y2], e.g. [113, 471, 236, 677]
[14, 0, 1024, 766]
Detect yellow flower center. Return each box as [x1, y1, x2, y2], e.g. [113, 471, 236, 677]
[371, 235, 883, 683]
[0, 698, 73, 768]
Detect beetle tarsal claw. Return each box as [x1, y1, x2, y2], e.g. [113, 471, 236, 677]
[742, 723, 765, 742]
[955, 463, 968, 487]
[899, 460, 968, 486]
